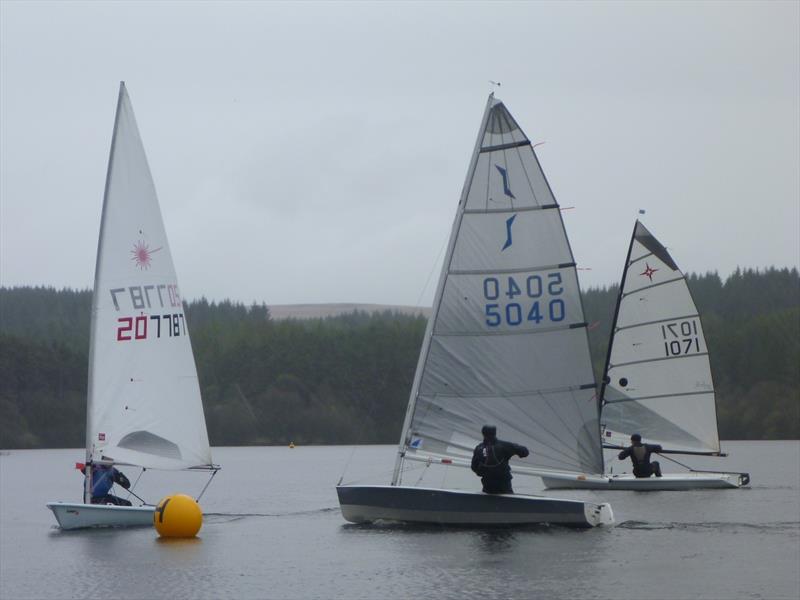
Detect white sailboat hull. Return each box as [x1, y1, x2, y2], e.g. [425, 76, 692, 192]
[46, 502, 154, 530]
[540, 471, 749, 491]
[336, 485, 614, 528]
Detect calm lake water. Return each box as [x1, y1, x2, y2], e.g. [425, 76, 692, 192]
[1, 441, 798, 599]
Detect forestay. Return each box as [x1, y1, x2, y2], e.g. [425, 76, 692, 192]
[86, 83, 212, 470]
[395, 95, 604, 480]
[601, 221, 721, 454]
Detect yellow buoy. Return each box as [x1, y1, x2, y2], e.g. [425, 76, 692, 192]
[153, 494, 203, 538]
[289, 442, 295, 449]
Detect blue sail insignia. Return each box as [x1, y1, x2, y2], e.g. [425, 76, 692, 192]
[502, 214, 517, 251]
[495, 164, 515, 199]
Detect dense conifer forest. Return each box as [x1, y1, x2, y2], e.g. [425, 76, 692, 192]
[1, 267, 798, 448]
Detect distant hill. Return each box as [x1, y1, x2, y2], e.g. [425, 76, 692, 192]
[268, 303, 430, 320]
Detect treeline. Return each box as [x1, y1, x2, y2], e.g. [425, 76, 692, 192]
[1, 267, 798, 448]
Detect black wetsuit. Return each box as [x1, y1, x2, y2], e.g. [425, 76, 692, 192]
[618, 443, 663, 478]
[471, 438, 530, 494]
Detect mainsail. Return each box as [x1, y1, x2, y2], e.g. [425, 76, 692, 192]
[600, 221, 721, 455]
[86, 82, 212, 470]
[393, 95, 603, 482]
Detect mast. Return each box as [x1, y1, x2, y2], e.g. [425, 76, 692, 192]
[391, 94, 496, 486]
[597, 219, 639, 410]
[84, 81, 125, 503]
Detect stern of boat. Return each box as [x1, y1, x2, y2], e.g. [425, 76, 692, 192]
[583, 502, 614, 527]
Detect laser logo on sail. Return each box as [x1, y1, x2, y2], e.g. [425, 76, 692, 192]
[131, 240, 162, 270]
[502, 214, 517, 251]
[495, 164, 515, 199]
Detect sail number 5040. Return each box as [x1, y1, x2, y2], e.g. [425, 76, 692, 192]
[483, 273, 566, 327]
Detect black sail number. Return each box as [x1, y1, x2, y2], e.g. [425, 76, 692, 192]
[661, 320, 700, 356]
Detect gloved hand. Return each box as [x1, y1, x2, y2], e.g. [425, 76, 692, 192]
[115, 471, 131, 489]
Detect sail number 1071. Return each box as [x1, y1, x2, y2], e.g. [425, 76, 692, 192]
[483, 273, 566, 328]
[661, 320, 700, 356]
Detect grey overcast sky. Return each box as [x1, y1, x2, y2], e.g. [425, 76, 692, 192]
[1, 1, 798, 306]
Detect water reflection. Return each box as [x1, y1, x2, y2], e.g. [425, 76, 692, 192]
[473, 528, 517, 553]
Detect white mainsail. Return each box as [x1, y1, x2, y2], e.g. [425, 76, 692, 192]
[600, 221, 721, 455]
[85, 82, 212, 471]
[393, 95, 604, 481]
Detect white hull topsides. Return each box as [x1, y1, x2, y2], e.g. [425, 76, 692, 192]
[337, 485, 614, 528]
[47, 502, 154, 530]
[540, 471, 749, 491]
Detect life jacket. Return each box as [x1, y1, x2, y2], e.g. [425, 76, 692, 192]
[478, 441, 511, 480]
[91, 467, 115, 498]
[631, 445, 648, 466]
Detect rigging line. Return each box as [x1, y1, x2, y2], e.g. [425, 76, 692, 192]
[655, 452, 693, 471]
[196, 468, 218, 502]
[541, 389, 586, 451]
[484, 129, 492, 211]
[124, 467, 145, 502]
[514, 134, 540, 207]
[414, 234, 449, 310]
[564, 384, 602, 466]
[414, 459, 431, 486]
[500, 124, 516, 212]
[337, 377, 388, 484]
[124, 486, 150, 506]
[502, 393, 588, 470]
[501, 390, 586, 462]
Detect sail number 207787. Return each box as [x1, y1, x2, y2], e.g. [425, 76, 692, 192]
[109, 284, 187, 342]
[483, 273, 565, 328]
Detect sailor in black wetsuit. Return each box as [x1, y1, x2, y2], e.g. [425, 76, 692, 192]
[618, 433, 663, 478]
[470, 425, 530, 494]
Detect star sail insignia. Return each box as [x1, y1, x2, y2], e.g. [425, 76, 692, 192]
[640, 262, 658, 281]
[495, 164, 515, 199]
[131, 240, 163, 270]
[502, 214, 517, 251]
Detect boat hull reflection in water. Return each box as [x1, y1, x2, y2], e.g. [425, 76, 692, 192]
[337, 485, 613, 528]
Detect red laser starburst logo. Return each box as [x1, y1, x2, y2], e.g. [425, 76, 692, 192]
[640, 262, 658, 281]
[131, 240, 162, 270]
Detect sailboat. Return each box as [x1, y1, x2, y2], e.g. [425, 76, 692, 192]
[336, 95, 613, 527]
[541, 220, 750, 490]
[47, 83, 218, 529]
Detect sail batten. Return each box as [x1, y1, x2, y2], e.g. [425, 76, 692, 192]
[85, 83, 212, 471]
[601, 221, 721, 454]
[396, 96, 604, 480]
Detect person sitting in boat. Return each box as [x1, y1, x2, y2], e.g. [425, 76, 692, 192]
[80, 463, 133, 505]
[618, 434, 663, 478]
[471, 425, 529, 494]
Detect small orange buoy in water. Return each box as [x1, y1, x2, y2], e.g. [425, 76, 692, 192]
[153, 494, 202, 538]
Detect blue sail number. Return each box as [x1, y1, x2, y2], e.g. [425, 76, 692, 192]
[483, 274, 566, 327]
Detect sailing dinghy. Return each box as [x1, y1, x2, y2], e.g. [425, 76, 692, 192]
[336, 95, 613, 527]
[47, 83, 218, 530]
[541, 221, 749, 491]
